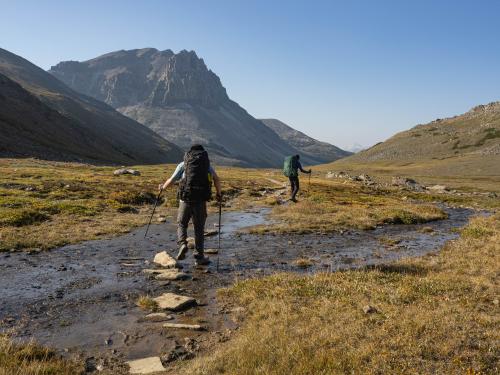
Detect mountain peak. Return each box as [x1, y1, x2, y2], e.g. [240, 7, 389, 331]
[50, 48, 228, 108]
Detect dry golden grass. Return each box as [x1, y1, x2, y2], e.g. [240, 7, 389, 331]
[0, 335, 83, 375]
[251, 178, 448, 234]
[136, 295, 159, 311]
[0, 159, 281, 251]
[318, 157, 500, 193]
[293, 257, 314, 268]
[183, 214, 500, 375]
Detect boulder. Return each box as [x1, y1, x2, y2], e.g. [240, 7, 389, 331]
[391, 176, 424, 191]
[204, 248, 219, 254]
[363, 305, 377, 314]
[113, 168, 141, 176]
[427, 185, 448, 193]
[126, 357, 164, 374]
[153, 293, 197, 311]
[153, 251, 178, 268]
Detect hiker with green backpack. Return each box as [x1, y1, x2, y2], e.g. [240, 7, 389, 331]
[159, 145, 222, 266]
[283, 154, 311, 202]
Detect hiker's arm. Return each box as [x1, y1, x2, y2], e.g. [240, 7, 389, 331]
[298, 162, 311, 174]
[159, 163, 183, 190]
[212, 169, 222, 199]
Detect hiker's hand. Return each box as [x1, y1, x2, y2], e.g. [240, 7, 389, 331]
[158, 183, 164, 191]
[216, 193, 222, 202]
[308, 169, 312, 174]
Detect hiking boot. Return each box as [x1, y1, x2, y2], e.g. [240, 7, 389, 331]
[176, 244, 188, 260]
[290, 197, 298, 203]
[194, 255, 211, 266]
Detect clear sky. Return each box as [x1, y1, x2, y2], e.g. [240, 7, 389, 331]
[1, 0, 499, 150]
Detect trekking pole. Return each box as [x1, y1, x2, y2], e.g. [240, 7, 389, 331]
[217, 196, 222, 272]
[144, 186, 164, 238]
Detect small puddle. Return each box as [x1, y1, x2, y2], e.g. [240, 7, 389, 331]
[0, 206, 478, 367]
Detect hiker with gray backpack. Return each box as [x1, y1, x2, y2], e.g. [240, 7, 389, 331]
[159, 145, 222, 266]
[283, 154, 311, 202]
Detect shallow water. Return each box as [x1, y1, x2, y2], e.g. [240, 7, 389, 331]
[0, 206, 476, 364]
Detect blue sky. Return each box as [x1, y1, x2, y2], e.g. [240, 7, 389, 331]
[1, 0, 499, 149]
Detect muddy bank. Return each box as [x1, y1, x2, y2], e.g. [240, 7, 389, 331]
[0, 206, 476, 371]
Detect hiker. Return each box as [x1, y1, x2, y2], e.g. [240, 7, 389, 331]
[283, 154, 311, 202]
[159, 145, 222, 265]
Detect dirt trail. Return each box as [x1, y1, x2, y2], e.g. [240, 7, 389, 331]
[0, 205, 476, 372]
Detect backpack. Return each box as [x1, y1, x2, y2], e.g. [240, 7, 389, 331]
[283, 155, 298, 177]
[178, 149, 212, 201]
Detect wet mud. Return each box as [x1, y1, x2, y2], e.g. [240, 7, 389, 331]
[0, 206, 477, 370]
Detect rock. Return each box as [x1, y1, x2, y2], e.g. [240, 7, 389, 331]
[153, 293, 197, 311]
[163, 323, 204, 331]
[363, 305, 377, 314]
[157, 216, 167, 223]
[154, 270, 189, 281]
[204, 229, 218, 237]
[391, 176, 424, 191]
[126, 357, 164, 374]
[427, 184, 448, 193]
[113, 168, 141, 176]
[204, 248, 218, 254]
[142, 313, 174, 322]
[153, 251, 178, 268]
[186, 237, 195, 249]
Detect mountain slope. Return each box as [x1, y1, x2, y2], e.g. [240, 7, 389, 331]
[325, 102, 500, 177]
[0, 48, 182, 164]
[49, 48, 346, 167]
[260, 118, 351, 163]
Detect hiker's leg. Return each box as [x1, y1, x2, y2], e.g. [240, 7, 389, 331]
[291, 177, 300, 201]
[288, 177, 295, 199]
[177, 201, 191, 246]
[192, 200, 207, 257]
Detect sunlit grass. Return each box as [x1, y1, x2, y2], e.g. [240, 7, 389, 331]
[183, 214, 500, 374]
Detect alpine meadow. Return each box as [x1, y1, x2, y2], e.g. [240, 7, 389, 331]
[0, 1, 499, 375]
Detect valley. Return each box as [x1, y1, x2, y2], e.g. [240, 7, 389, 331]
[0, 158, 498, 374]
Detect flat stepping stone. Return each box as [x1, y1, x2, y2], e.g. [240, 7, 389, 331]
[153, 251, 178, 268]
[204, 248, 218, 254]
[163, 323, 204, 331]
[143, 269, 189, 280]
[153, 293, 196, 311]
[155, 270, 189, 281]
[126, 357, 164, 374]
[141, 313, 174, 322]
[204, 229, 218, 237]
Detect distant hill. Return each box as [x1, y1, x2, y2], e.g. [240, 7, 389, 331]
[324, 102, 500, 178]
[260, 118, 351, 164]
[49, 48, 347, 167]
[0, 48, 182, 165]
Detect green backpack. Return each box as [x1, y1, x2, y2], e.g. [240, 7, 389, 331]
[283, 155, 297, 177]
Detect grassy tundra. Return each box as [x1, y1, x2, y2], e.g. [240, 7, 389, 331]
[1, 158, 497, 252]
[0, 157, 498, 374]
[184, 214, 499, 375]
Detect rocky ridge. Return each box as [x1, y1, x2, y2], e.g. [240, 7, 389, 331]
[49, 48, 349, 167]
[0, 48, 182, 164]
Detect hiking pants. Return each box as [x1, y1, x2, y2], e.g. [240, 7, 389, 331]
[177, 200, 207, 256]
[289, 176, 300, 200]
